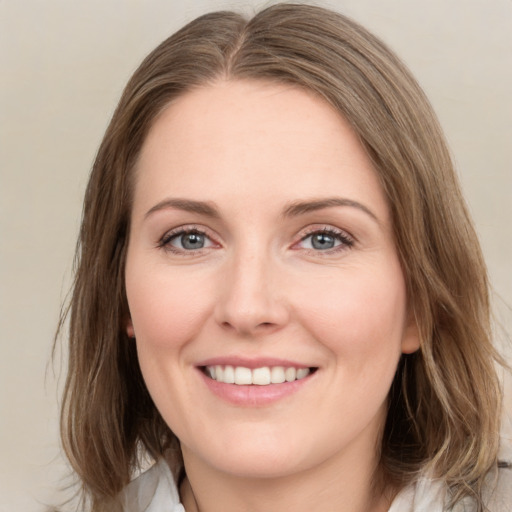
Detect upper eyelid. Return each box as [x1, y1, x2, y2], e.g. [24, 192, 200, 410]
[296, 224, 355, 241]
[161, 224, 212, 237]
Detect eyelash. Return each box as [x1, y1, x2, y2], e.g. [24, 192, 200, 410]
[157, 225, 355, 255]
[157, 225, 215, 255]
[295, 226, 355, 254]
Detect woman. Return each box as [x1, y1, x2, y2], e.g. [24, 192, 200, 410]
[58, 4, 511, 511]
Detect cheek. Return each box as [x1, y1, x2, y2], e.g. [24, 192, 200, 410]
[125, 263, 216, 422]
[125, 262, 214, 351]
[296, 264, 408, 361]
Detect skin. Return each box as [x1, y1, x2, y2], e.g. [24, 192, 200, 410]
[125, 80, 420, 512]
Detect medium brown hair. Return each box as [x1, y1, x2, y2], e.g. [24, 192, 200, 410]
[58, 4, 504, 510]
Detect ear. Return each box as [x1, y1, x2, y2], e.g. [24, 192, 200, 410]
[401, 309, 420, 354]
[126, 317, 135, 339]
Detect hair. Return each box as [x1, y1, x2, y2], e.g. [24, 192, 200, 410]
[57, 3, 505, 511]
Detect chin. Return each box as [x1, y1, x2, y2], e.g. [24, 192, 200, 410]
[183, 431, 313, 480]
[211, 453, 306, 480]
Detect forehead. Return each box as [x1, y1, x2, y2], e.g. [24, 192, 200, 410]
[133, 80, 389, 222]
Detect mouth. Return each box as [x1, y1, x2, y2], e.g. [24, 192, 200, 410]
[201, 365, 318, 386]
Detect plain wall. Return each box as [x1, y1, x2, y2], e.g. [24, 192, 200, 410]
[1, 0, 511, 510]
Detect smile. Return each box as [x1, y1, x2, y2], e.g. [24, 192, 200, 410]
[204, 365, 314, 385]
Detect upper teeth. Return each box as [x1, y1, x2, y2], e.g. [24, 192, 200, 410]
[206, 365, 311, 385]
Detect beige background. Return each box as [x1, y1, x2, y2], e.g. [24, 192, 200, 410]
[1, 0, 511, 510]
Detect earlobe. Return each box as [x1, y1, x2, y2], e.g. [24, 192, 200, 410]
[401, 310, 421, 354]
[126, 318, 135, 339]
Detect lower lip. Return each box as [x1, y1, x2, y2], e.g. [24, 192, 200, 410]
[198, 369, 315, 407]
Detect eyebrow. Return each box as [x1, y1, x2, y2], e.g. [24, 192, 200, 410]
[145, 198, 220, 219]
[283, 197, 379, 223]
[145, 196, 379, 223]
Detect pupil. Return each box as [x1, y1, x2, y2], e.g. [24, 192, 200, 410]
[182, 232, 204, 250]
[312, 233, 335, 250]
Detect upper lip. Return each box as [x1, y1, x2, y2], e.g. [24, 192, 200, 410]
[196, 356, 315, 369]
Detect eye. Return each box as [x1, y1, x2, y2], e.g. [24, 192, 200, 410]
[159, 228, 215, 253]
[296, 228, 354, 252]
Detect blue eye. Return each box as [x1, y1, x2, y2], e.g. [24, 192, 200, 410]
[161, 229, 214, 252]
[178, 232, 206, 250]
[310, 232, 337, 250]
[298, 229, 353, 251]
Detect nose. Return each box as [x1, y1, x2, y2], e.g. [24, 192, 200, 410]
[214, 248, 289, 337]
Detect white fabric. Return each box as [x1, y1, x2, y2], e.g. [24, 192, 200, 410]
[121, 439, 512, 511]
[122, 458, 184, 512]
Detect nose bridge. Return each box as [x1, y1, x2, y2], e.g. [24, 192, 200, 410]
[215, 241, 287, 335]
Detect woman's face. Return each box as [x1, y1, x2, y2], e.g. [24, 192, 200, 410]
[125, 80, 419, 480]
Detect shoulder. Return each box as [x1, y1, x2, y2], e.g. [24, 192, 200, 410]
[389, 437, 512, 512]
[489, 465, 512, 511]
[120, 458, 185, 512]
[485, 436, 512, 512]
